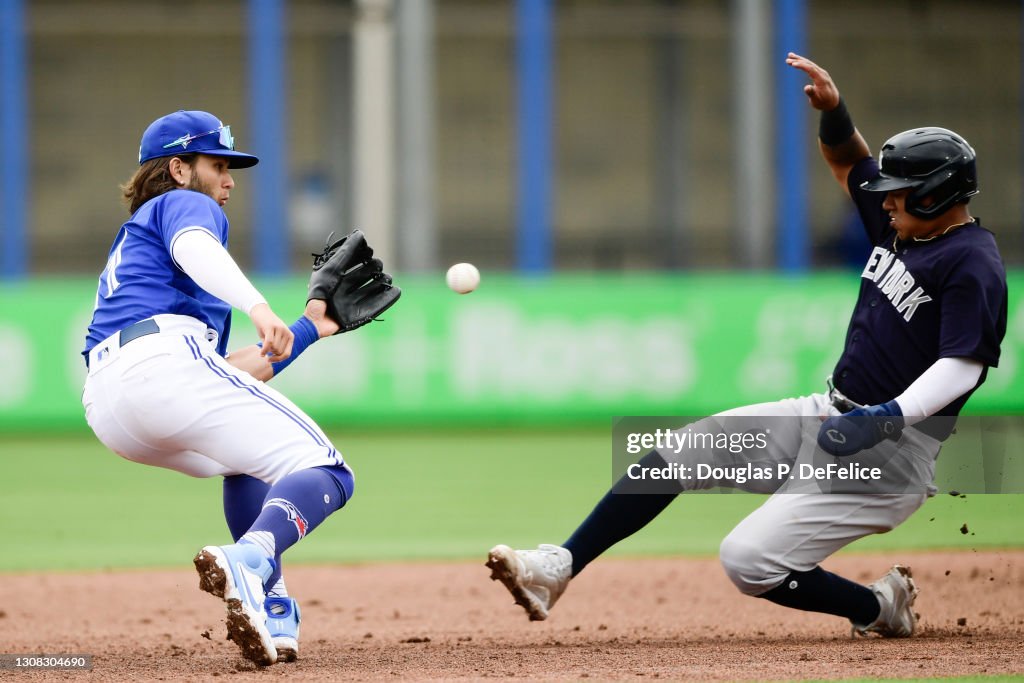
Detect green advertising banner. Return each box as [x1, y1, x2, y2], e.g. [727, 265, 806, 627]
[0, 272, 1021, 431]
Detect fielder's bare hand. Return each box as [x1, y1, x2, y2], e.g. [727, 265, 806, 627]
[250, 303, 294, 360]
[786, 52, 841, 112]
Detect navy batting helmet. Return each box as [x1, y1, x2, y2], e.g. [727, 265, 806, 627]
[860, 127, 978, 219]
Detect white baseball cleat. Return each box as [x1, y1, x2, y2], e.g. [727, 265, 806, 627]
[852, 564, 919, 638]
[194, 543, 278, 665]
[486, 544, 572, 621]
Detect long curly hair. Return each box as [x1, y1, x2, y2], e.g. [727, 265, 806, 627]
[119, 154, 198, 214]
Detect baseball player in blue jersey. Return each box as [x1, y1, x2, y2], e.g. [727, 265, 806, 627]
[487, 55, 1008, 637]
[82, 110, 397, 665]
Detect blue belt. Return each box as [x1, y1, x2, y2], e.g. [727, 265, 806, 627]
[85, 319, 161, 368]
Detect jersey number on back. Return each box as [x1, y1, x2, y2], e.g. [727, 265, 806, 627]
[94, 232, 128, 309]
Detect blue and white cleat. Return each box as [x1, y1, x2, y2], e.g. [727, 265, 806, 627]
[265, 597, 301, 662]
[194, 543, 278, 665]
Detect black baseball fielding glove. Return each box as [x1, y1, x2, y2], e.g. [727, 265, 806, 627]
[308, 230, 401, 333]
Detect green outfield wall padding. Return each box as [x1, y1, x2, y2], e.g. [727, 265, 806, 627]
[1, 272, 1021, 430]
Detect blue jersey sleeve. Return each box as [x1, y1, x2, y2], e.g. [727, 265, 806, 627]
[154, 190, 228, 252]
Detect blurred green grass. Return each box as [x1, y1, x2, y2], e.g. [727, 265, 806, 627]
[2, 430, 1022, 572]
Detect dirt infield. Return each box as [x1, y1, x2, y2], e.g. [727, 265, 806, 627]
[2, 550, 1022, 681]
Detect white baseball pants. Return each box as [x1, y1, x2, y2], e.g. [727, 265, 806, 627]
[657, 393, 940, 595]
[83, 314, 346, 485]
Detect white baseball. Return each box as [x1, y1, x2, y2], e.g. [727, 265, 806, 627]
[446, 262, 480, 294]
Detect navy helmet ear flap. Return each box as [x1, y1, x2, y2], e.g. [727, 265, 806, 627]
[905, 156, 979, 218]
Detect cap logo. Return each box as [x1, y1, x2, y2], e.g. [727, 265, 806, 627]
[166, 134, 194, 150]
[161, 126, 228, 151]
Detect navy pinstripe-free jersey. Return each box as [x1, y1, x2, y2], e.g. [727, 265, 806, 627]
[831, 157, 1007, 418]
[84, 190, 233, 358]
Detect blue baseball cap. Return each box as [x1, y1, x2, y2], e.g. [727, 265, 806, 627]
[138, 110, 259, 168]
